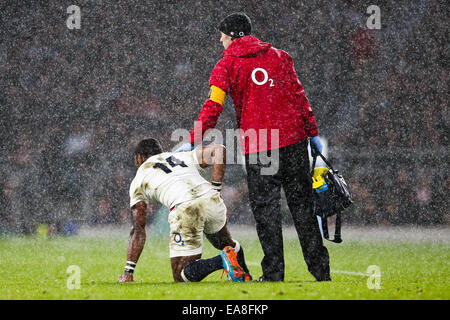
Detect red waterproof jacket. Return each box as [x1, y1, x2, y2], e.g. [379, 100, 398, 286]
[189, 35, 318, 154]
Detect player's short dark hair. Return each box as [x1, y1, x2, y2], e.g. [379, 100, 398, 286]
[134, 138, 163, 159]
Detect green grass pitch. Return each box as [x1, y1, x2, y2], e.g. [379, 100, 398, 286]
[0, 229, 449, 300]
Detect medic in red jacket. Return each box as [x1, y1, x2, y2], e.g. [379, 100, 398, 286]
[176, 13, 331, 283]
[181, 34, 319, 155]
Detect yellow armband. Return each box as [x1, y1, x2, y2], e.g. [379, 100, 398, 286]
[209, 85, 226, 106]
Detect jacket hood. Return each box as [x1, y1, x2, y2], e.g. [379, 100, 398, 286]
[223, 35, 272, 58]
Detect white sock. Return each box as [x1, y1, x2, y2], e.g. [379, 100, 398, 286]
[180, 269, 190, 282]
[232, 239, 241, 253]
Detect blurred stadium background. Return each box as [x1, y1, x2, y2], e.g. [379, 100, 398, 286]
[0, 0, 448, 235]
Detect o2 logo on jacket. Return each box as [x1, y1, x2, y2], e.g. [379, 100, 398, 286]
[173, 233, 185, 246]
[251, 68, 274, 87]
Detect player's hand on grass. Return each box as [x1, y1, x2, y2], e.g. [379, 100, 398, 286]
[118, 273, 134, 283]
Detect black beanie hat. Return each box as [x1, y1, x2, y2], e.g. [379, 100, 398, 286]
[218, 12, 252, 38]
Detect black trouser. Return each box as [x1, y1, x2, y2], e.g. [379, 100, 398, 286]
[245, 139, 330, 281]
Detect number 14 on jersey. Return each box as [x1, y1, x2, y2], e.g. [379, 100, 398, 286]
[153, 156, 187, 174]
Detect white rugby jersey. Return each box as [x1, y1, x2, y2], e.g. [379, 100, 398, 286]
[129, 150, 212, 209]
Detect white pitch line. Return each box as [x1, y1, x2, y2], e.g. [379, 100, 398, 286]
[246, 262, 372, 277]
[331, 269, 370, 277]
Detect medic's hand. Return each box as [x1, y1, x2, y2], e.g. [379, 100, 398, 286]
[174, 143, 194, 153]
[310, 136, 323, 157]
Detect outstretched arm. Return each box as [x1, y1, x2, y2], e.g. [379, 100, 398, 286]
[118, 201, 147, 282]
[189, 85, 227, 146]
[195, 144, 226, 190]
[175, 86, 227, 153]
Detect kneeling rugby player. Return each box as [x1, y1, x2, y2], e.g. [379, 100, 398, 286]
[118, 138, 251, 283]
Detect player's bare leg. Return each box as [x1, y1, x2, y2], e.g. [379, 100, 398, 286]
[173, 224, 251, 282]
[204, 222, 235, 250]
[205, 223, 251, 279]
[170, 254, 201, 282]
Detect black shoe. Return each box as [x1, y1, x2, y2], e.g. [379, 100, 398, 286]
[316, 275, 332, 281]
